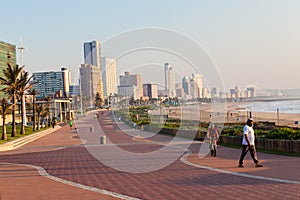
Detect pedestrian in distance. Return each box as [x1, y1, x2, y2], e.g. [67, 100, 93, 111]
[69, 119, 73, 130]
[238, 118, 263, 168]
[206, 123, 219, 157]
[51, 120, 55, 129]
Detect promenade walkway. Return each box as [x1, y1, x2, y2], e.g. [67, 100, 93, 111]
[0, 111, 299, 200]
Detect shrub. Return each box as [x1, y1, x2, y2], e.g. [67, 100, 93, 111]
[266, 128, 300, 140]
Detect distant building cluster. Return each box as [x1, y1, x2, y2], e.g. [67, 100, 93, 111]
[0, 39, 278, 112]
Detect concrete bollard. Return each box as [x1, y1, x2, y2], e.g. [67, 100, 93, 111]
[90, 126, 94, 132]
[100, 135, 106, 144]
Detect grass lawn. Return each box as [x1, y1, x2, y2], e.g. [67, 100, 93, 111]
[0, 125, 51, 144]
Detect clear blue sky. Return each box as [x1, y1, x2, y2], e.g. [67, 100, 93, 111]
[1, 0, 300, 90]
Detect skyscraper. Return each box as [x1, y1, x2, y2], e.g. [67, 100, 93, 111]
[80, 64, 103, 107]
[164, 63, 176, 98]
[190, 73, 203, 98]
[84, 40, 101, 68]
[182, 76, 190, 98]
[101, 57, 117, 97]
[82, 40, 104, 106]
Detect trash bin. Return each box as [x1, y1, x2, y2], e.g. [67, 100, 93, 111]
[100, 135, 106, 144]
[90, 126, 94, 132]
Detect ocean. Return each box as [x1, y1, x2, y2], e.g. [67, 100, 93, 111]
[239, 99, 300, 114]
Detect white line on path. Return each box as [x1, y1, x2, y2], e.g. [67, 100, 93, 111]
[1, 162, 142, 200]
[180, 151, 300, 185]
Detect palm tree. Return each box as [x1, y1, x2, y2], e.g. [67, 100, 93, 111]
[17, 71, 33, 134]
[44, 96, 52, 127]
[0, 98, 13, 140]
[95, 92, 103, 108]
[36, 104, 45, 130]
[0, 64, 24, 137]
[40, 107, 49, 128]
[28, 89, 38, 131]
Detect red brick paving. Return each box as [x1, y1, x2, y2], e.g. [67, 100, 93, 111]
[0, 111, 299, 200]
[0, 163, 117, 200]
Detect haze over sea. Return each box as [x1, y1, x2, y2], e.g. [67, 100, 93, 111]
[239, 99, 300, 114]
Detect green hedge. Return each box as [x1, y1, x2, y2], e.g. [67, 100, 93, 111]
[222, 126, 300, 140]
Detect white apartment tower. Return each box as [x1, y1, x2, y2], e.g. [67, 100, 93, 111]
[84, 40, 101, 69]
[164, 63, 176, 98]
[190, 73, 203, 98]
[101, 57, 117, 97]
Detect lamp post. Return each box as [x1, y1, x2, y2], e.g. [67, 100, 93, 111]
[277, 108, 280, 126]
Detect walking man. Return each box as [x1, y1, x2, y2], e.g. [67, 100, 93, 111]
[238, 118, 263, 168]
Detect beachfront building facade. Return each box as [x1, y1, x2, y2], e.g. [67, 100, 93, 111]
[101, 57, 117, 97]
[118, 85, 140, 100]
[0, 40, 17, 98]
[143, 83, 158, 99]
[32, 68, 71, 98]
[119, 71, 143, 100]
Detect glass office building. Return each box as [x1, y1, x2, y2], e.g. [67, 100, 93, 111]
[0, 40, 17, 98]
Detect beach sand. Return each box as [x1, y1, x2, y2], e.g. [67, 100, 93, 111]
[151, 102, 300, 128]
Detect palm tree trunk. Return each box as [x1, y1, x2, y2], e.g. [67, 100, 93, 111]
[33, 98, 36, 131]
[2, 118, 7, 140]
[11, 93, 16, 137]
[37, 114, 40, 130]
[20, 94, 25, 135]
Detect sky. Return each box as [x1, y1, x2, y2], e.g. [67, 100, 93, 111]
[1, 0, 300, 91]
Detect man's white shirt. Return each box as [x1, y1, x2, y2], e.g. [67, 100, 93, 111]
[242, 125, 255, 145]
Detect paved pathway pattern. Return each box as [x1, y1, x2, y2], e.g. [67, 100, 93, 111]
[0, 111, 299, 200]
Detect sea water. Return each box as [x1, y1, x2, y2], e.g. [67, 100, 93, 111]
[241, 99, 300, 114]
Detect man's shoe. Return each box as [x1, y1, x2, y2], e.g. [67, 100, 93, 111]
[238, 164, 244, 168]
[255, 163, 263, 167]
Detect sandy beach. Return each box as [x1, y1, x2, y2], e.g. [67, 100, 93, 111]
[150, 102, 300, 128]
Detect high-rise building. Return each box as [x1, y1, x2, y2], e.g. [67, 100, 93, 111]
[143, 83, 158, 99]
[182, 76, 190, 99]
[164, 63, 176, 98]
[202, 87, 209, 99]
[70, 85, 80, 96]
[119, 71, 143, 99]
[80, 64, 103, 104]
[118, 85, 139, 100]
[0, 40, 17, 98]
[101, 57, 117, 97]
[84, 40, 101, 68]
[190, 73, 203, 99]
[175, 83, 183, 98]
[211, 87, 220, 98]
[32, 67, 70, 98]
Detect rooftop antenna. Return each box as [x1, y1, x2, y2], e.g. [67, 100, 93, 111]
[17, 37, 26, 66]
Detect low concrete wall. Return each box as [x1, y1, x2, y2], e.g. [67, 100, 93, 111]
[220, 135, 300, 153]
[0, 126, 61, 152]
[144, 126, 207, 140]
